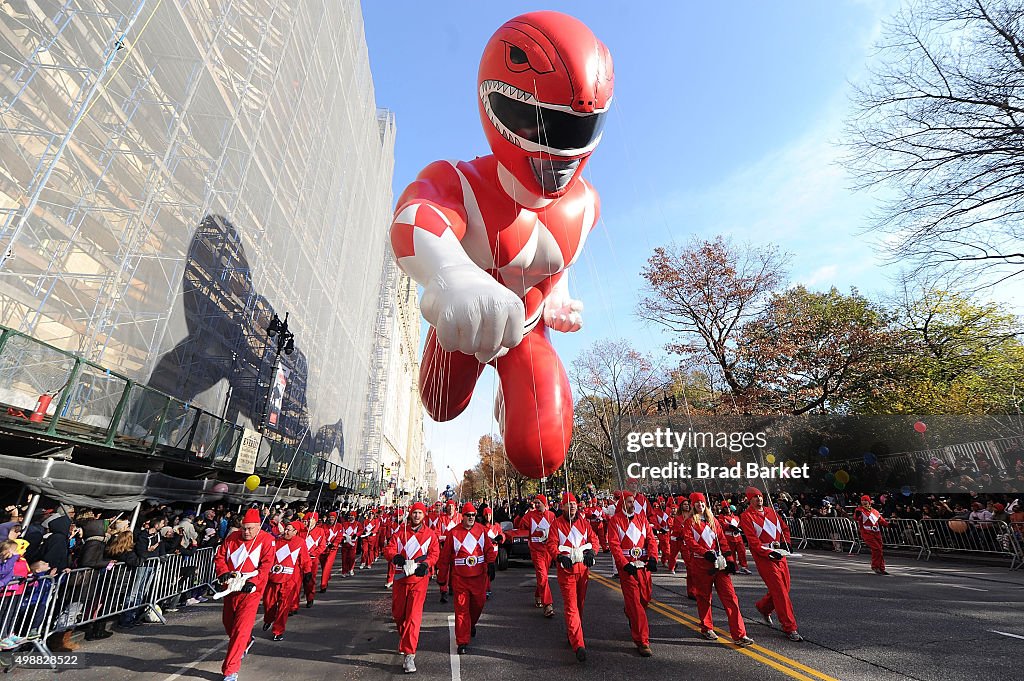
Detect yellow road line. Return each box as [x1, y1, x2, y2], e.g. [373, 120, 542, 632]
[589, 573, 839, 681]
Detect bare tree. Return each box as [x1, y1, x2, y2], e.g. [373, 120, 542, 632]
[570, 339, 668, 487]
[845, 0, 1024, 285]
[637, 236, 788, 404]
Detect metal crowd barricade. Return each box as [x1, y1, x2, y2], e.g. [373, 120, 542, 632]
[879, 518, 928, 560]
[920, 519, 1023, 569]
[798, 517, 860, 554]
[784, 517, 805, 546]
[43, 561, 149, 639]
[0, 575, 61, 658]
[145, 548, 217, 620]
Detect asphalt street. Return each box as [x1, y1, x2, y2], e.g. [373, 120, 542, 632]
[8, 549, 1023, 681]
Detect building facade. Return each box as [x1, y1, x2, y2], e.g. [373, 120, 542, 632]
[0, 1, 395, 471]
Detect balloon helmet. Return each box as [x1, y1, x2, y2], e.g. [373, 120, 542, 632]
[478, 11, 613, 198]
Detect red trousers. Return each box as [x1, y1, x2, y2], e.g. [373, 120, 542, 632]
[529, 545, 553, 605]
[341, 545, 357, 573]
[599, 525, 609, 551]
[320, 550, 338, 589]
[667, 539, 684, 572]
[452, 573, 487, 645]
[387, 561, 397, 584]
[683, 556, 696, 597]
[752, 556, 798, 633]
[658, 534, 671, 565]
[361, 538, 377, 567]
[262, 578, 296, 636]
[862, 532, 885, 571]
[221, 591, 261, 676]
[392, 575, 429, 654]
[689, 564, 746, 639]
[728, 536, 748, 568]
[556, 566, 589, 651]
[303, 559, 319, 603]
[619, 568, 653, 647]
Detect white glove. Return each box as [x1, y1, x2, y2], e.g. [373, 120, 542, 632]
[568, 547, 585, 565]
[543, 297, 584, 333]
[403, 559, 418, 577]
[420, 264, 526, 363]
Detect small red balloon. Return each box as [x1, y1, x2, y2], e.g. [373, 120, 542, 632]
[913, 421, 927, 433]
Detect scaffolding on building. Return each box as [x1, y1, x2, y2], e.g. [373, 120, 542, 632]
[0, 0, 396, 472]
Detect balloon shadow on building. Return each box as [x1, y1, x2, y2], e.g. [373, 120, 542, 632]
[146, 214, 343, 466]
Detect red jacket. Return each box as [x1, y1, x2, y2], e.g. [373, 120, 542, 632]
[270, 534, 311, 583]
[437, 524, 493, 584]
[546, 514, 598, 573]
[517, 509, 555, 549]
[739, 506, 792, 559]
[607, 511, 659, 572]
[384, 522, 440, 582]
[214, 529, 274, 596]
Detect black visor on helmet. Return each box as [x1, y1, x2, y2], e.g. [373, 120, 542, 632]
[488, 91, 606, 151]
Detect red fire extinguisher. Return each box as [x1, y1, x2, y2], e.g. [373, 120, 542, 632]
[29, 394, 52, 423]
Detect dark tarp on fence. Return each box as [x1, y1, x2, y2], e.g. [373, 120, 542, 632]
[0, 453, 309, 509]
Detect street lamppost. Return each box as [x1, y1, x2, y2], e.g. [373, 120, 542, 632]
[259, 312, 295, 434]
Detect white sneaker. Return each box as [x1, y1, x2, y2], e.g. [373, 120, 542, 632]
[403, 654, 416, 673]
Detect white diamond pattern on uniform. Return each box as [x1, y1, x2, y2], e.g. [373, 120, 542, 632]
[700, 524, 717, 547]
[275, 545, 292, 563]
[559, 525, 587, 548]
[229, 543, 259, 570]
[532, 517, 550, 533]
[402, 535, 430, 558]
[624, 521, 643, 546]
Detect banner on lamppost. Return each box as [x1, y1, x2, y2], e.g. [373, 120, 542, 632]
[235, 428, 261, 474]
[267, 366, 288, 427]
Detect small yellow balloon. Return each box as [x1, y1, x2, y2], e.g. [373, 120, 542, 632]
[329, 481, 338, 490]
[835, 470, 850, 484]
[765, 454, 776, 464]
[244, 475, 260, 491]
[785, 459, 798, 469]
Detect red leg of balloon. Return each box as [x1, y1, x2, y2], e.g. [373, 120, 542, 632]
[495, 323, 572, 479]
[420, 327, 485, 421]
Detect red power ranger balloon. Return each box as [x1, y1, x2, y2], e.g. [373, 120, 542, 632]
[389, 12, 613, 479]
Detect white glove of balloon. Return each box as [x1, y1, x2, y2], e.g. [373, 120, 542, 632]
[543, 296, 584, 333]
[420, 264, 526, 363]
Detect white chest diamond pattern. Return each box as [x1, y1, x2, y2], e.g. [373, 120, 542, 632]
[692, 523, 717, 547]
[559, 525, 587, 548]
[228, 543, 260, 571]
[453, 531, 485, 555]
[623, 521, 643, 546]
[531, 517, 550, 534]
[401, 535, 431, 559]
[275, 544, 299, 565]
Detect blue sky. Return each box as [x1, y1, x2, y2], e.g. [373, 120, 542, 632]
[361, 1, 1022, 484]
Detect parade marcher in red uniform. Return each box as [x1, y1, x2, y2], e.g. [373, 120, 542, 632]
[385, 511, 405, 588]
[682, 493, 753, 646]
[854, 495, 890, 574]
[517, 494, 556, 617]
[319, 512, 341, 592]
[437, 503, 495, 655]
[297, 512, 325, 609]
[385, 502, 440, 674]
[359, 513, 380, 569]
[262, 521, 311, 640]
[740, 488, 802, 641]
[607, 490, 659, 657]
[668, 500, 696, 600]
[339, 511, 360, 577]
[719, 502, 751, 574]
[650, 501, 671, 566]
[214, 508, 274, 681]
[479, 505, 504, 598]
[587, 508, 606, 552]
[546, 493, 598, 663]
